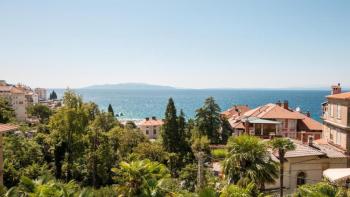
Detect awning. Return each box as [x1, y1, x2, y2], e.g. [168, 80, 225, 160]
[242, 117, 281, 124]
[323, 168, 350, 182]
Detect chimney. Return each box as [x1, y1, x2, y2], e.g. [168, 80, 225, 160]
[145, 117, 149, 121]
[308, 136, 314, 146]
[306, 111, 311, 117]
[283, 100, 289, 110]
[331, 83, 342, 95]
[152, 116, 156, 120]
[276, 100, 282, 107]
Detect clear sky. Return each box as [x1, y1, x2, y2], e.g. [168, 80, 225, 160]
[0, 0, 349, 89]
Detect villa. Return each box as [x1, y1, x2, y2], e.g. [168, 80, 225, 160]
[225, 101, 322, 142]
[321, 83, 350, 154]
[137, 117, 164, 139]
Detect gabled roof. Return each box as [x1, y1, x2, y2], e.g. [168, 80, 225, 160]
[244, 103, 304, 120]
[298, 113, 322, 131]
[327, 92, 350, 100]
[221, 105, 250, 119]
[273, 139, 325, 158]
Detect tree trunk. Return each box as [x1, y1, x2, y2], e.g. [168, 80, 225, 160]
[280, 151, 284, 197]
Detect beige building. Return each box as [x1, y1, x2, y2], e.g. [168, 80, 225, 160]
[34, 88, 47, 101]
[266, 139, 347, 195]
[0, 84, 27, 121]
[137, 117, 164, 139]
[322, 84, 350, 153]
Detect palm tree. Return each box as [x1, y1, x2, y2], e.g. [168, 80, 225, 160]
[112, 159, 171, 197]
[270, 137, 296, 197]
[223, 135, 278, 190]
[5, 176, 79, 197]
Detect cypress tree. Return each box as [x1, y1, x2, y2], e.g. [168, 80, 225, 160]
[108, 104, 114, 116]
[162, 98, 180, 153]
[178, 109, 190, 153]
[50, 90, 58, 100]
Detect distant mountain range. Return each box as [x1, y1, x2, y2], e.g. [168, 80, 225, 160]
[83, 83, 177, 90]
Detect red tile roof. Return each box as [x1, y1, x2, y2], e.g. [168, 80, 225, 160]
[221, 105, 250, 119]
[298, 113, 322, 131]
[244, 103, 304, 120]
[327, 92, 350, 100]
[0, 124, 18, 133]
[139, 119, 164, 126]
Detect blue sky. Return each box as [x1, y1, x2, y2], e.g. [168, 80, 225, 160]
[0, 0, 349, 89]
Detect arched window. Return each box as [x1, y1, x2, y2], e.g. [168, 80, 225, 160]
[297, 172, 306, 186]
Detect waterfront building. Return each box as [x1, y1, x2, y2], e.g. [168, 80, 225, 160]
[321, 83, 350, 153]
[137, 117, 163, 139]
[226, 101, 322, 142]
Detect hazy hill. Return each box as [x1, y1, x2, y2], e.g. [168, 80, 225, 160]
[83, 83, 176, 90]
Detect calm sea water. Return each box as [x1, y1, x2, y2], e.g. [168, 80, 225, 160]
[51, 89, 329, 122]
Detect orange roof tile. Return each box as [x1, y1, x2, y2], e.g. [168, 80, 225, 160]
[221, 105, 250, 119]
[298, 113, 322, 131]
[244, 103, 303, 120]
[327, 92, 350, 100]
[139, 119, 164, 126]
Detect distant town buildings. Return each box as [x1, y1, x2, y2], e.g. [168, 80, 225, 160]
[224, 101, 322, 143]
[35, 88, 47, 101]
[0, 80, 48, 121]
[137, 117, 163, 139]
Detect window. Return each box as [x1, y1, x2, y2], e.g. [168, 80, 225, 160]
[337, 105, 341, 119]
[297, 172, 306, 186]
[153, 129, 157, 135]
[146, 130, 149, 135]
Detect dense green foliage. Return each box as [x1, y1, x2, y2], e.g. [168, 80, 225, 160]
[0, 97, 15, 123]
[3, 91, 343, 196]
[27, 103, 52, 123]
[223, 135, 278, 190]
[195, 97, 233, 144]
[294, 181, 350, 197]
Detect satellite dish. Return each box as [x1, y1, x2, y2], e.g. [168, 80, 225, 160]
[296, 107, 301, 112]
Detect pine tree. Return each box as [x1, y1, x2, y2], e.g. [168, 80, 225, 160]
[162, 98, 180, 153]
[108, 104, 114, 116]
[195, 97, 221, 144]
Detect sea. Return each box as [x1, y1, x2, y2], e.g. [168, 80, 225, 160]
[51, 89, 330, 122]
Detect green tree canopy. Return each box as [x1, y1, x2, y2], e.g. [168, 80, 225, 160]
[162, 98, 180, 153]
[27, 104, 52, 123]
[195, 97, 221, 144]
[0, 97, 15, 123]
[112, 159, 171, 197]
[223, 135, 278, 190]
